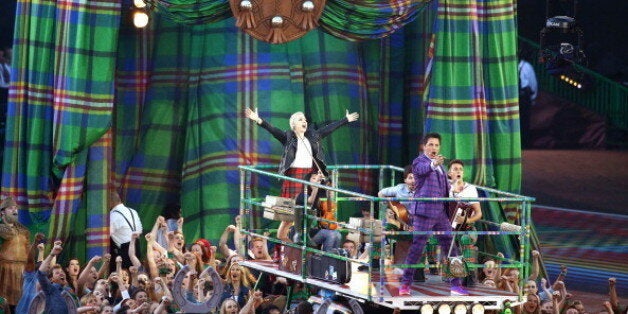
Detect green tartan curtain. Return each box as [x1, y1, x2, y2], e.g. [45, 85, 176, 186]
[423, 0, 521, 257]
[113, 15, 426, 242]
[1, 0, 120, 258]
[424, 0, 520, 191]
[2, 0, 523, 261]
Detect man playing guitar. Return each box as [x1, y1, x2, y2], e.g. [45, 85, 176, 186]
[378, 165, 415, 230]
[448, 160, 482, 234]
[448, 159, 483, 287]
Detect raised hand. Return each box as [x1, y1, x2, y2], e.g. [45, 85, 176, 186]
[89, 255, 103, 264]
[51, 241, 63, 256]
[245, 107, 261, 123]
[609, 277, 616, 287]
[345, 110, 359, 122]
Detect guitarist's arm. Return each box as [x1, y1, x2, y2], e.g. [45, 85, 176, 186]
[466, 203, 482, 224]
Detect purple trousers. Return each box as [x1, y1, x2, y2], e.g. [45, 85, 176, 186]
[401, 209, 458, 285]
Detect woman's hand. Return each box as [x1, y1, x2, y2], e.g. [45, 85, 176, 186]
[245, 107, 262, 124]
[346, 110, 359, 122]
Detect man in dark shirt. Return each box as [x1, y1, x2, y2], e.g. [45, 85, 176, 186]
[37, 241, 72, 313]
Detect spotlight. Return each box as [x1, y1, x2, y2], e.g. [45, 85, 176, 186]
[132, 10, 149, 28]
[453, 303, 467, 314]
[437, 303, 452, 314]
[539, 0, 588, 89]
[557, 69, 589, 90]
[471, 303, 485, 314]
[421, 303, 435, 314]
[133, 0, 147, 8]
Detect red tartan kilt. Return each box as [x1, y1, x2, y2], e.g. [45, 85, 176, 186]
[281, 167, 313, 198]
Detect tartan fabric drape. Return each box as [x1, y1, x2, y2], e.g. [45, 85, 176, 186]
[147, 0, 429, 41]
[2, 0, 523, 261]
[422, 0, 520, 256]
[423, 0, 519, 194]
[1, 0, 120, 256]
[114, 17, 408, 242]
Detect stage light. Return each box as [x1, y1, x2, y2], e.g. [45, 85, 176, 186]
[557, 71, 589, 90]
[133, 0, 147, 8]
[539, 0, 590, 90]
[437, 303, 452, 314]
[421, 303, 435, 314]
[453, 303, 467, 314]
[471, 303, 485, 314]
[132, 10, 149, 28]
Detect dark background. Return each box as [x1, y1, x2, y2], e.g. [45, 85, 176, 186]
[517, 0, 628, 84]
[0, 1, 16, 50]
[1, 0, 626, 79]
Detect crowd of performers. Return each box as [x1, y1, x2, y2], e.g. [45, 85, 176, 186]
[0, 110, 624, 314]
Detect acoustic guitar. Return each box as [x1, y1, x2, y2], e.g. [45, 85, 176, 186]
[319, 198, 338, 230]
[387, 201, 412, 231]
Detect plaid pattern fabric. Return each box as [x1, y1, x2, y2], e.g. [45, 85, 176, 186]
[3, 0, 523, 261]
[423, 0, 521, 257]
[281, 168, 314, 198]
[1, 0, 120, 258]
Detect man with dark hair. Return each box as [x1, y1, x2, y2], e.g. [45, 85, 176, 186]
[294, 300, 314, 314]
[38, 241, 71, 313]
[341, 239, 358, 259]
[399, 133, 463, 296]
[109, 191, 143, 271]
[448, 159, 483, 287]
[378, 164, 433, 280]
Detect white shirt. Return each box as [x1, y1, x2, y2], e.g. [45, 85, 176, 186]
[0, 63, 10, 88]
[450, 182, 480, 205]
[110, 203, 143, 247]
[290, 136, 314, 168]
[519, 60, 538, 100]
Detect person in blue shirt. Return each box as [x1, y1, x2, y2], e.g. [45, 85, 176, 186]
[37, 241, 73, 313]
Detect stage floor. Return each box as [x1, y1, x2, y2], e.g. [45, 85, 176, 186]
[240, 260, 519, 310]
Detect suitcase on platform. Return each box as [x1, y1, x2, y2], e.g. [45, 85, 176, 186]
[279, 245, 304, 276]
[307, 248, 352, 284]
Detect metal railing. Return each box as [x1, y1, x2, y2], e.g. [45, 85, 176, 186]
[238, 164, 533, 304]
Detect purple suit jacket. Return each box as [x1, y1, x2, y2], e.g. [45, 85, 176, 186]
[411, 154, 450, 217]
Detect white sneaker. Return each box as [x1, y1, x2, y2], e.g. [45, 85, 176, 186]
[393, 268, 404, 275]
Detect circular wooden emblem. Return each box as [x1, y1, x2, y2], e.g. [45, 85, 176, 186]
[230, 0, 326, 44]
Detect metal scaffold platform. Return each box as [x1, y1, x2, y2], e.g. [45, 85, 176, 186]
[240, 259, 518, 311]
[238, 164, 534, 313]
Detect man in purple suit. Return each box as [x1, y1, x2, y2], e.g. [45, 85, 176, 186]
[399, 133, 464, 296]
